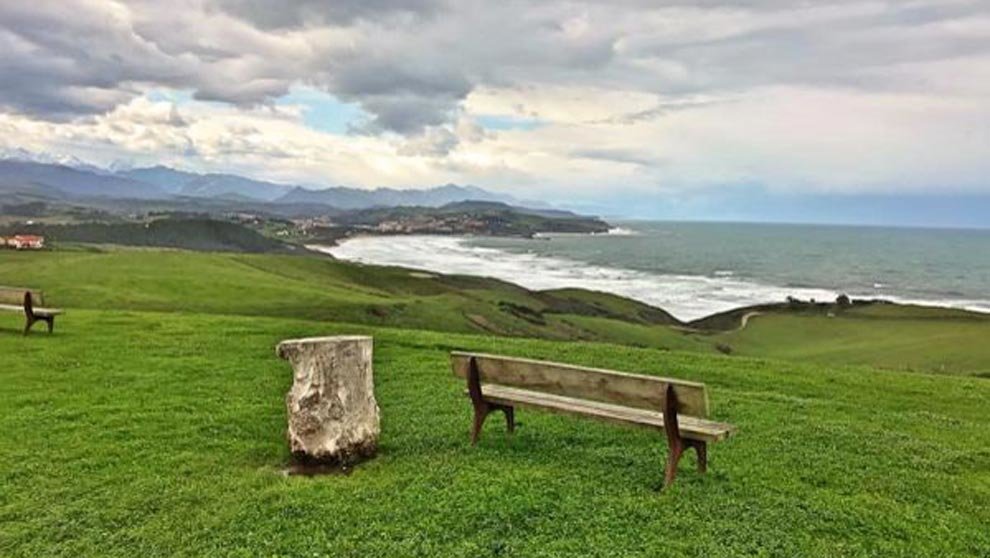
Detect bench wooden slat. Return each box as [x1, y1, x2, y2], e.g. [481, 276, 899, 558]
[452, 351, 710, 418]
[0, 304, 62, 314]
[30, 308, 63, 317]
[477, 384, 734, 442]
[0, 287, 44, 306]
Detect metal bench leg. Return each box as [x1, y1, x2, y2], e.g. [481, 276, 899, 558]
[663, 384, 707, 488]
[471, 405, 488, 445]
[22, 293, 39, 336]
[470, 403, 513, 445]
[664, 437, 684, 488]
[661, 385, 710, 488]
[45, 317, 54, 334]
[666, 440, 707, 486]
[468, 357, 489, 445]
[467, 357, 515, 444]
[691, 440, 707, 473]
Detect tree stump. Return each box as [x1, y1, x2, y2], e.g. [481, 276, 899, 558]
[275, 336, 380, 466]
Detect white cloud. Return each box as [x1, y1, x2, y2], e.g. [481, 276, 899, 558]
[0, 0, 988, 199]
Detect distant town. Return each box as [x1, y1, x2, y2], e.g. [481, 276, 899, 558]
[0, 200, 609, 254]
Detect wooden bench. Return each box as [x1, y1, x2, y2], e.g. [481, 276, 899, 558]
[451, 352, 736, 487]
[0, 287, 63, 335]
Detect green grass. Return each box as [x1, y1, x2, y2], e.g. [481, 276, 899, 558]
[7, 248, 990, 377]
[2, 248, 990, 555]
[0, 219, 293, 253]
[0, 309, 988, 556]
[717, 305, 990, 376]
[0, 249, 725, 353]
[545, 314, 714, 352]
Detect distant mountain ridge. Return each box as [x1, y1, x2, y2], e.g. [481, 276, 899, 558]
[275, 183, 512, 209]
[0, 160, 166, 200]
[119, 166, 294, 201]
[0, 157, 522, 210]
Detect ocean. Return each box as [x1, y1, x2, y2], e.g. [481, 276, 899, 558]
[319, 221, 990, 321]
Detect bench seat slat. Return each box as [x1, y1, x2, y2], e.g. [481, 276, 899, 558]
[32, 308, 63, 317]
[0, 303, 63, 316]
[477, 384, 735, 443]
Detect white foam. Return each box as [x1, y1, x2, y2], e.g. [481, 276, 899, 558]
[315, 236, 990, 322]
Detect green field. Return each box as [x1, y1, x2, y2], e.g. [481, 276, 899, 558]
[4, 249, 990, 376]
[1, 248, 989, 556]
[717, 305, 990, 377]
[0, 249, 710, 351]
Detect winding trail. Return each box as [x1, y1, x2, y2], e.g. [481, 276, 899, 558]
[736, 311, 763, 331]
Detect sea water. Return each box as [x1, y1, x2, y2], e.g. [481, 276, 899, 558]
[320, 221, 990, 321]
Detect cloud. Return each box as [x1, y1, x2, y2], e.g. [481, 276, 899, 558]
[211, 0, 442, 29]
[570, 148, 659, 167]
[0, 0, 988, 200]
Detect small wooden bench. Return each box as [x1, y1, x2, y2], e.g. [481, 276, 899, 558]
[0, 287, 63, 335]
[451, 352, 736, 487]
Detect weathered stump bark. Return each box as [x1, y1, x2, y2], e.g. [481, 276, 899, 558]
[275, 336, 380, 465]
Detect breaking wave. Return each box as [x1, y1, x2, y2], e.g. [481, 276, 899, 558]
[315, 236, 837, 321]
[318, 236, 990, 321]
[316, 235, 990, 321]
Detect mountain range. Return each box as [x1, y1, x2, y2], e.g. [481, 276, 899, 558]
[0, 158, 520, 210]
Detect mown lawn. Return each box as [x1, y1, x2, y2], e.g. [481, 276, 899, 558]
[1, 309, 988, 557]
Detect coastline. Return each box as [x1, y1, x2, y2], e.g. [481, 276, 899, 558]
[304, 228, 583, 250]
[313, 233, 990, 323]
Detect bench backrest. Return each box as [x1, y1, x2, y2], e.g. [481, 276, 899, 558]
[0, 287, 44, 307]
[451, 352, 710, 418]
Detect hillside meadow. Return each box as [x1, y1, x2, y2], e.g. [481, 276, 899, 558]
[715, 304, 990, 377]
[0, 249, 707, 350]
[1, 247, 989, 556]
[3, 248, 990, 376]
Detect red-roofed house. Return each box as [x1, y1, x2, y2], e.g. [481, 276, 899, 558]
[6, 235, 45, 250]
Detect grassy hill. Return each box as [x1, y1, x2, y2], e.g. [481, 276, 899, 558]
[3, 248, 989, 376]
[0, 249, 711, 352]
[0, 219, 295, 254]
[1, 247, 989, 555]
[335, 201, 611, 236]
[710, 303, 990, 377]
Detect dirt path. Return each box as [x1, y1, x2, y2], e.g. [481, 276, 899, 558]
[736, 311, 762, 331]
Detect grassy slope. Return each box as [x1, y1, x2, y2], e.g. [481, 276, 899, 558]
[1, 219, 295, 254]
[6, 248, 990, 377]
[718, 305, 990, 377]
[1, 309, 988, 557]
[0, 250, 706, 353]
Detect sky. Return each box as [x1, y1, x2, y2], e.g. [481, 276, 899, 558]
[1, 0, 989, 224]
